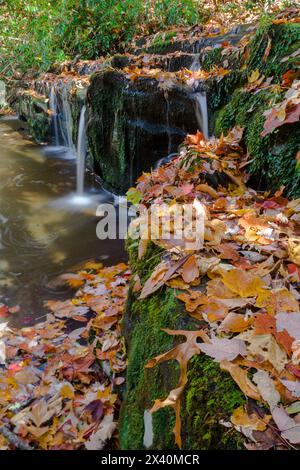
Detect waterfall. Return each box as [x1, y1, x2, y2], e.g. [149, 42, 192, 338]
[48, 85, 76, 158]
[76, 106, 87, 196]
[193, 92, 209, 140]
[59, 87, 75, 156]
[190, 53, 201, 72]
[49, 87, 59, 146]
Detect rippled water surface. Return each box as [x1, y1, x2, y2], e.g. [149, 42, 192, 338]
[0, 117, 126, 325]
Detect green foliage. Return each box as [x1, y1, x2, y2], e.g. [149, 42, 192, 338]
[1, 1, 296, 75]
[246, 22, 300, 80]
[0, 0, 205, 74]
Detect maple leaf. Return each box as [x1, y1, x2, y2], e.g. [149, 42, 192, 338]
[0, 305, 9, 319]
[248, 69, 260, 84]
[181, 255, 199, 283]
[218, 312, 254, 333]
[238, 331, 288, 373]
[176, 290, 207, 312]
[261, 80, 300, 137]
[84, 414, 116, 450]
[276, 313, 300, 341]
[272, 406, 300, 444]
[145, 328, 208, 448]
[280, 379, 300, 398]
[220, 268, 266, 298]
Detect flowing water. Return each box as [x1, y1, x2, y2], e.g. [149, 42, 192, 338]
[76, 105, 87, 196]
[49, 87, 59, 146]
[48, 85, 76, 159]
[0, 117, 126, 326]
[190, 53, 201, 72]
[193, 92, 209, 140]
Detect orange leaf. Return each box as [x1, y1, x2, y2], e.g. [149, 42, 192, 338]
[181, 255, 199, 284]
[221, 361, 261, 401]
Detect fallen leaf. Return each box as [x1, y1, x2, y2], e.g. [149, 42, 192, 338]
[253, 370, 280, 410]
[145, 328, 208, 448]
[221, 360, 261, 400]
[198, 336, 246, 362]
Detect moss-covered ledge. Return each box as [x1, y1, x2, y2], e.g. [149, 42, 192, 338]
[207, 20, 300, 197]
[119, 240, 245, 450]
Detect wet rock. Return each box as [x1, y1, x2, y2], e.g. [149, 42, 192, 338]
[9, 85, 51, 143]
[87, 69, 200, 193]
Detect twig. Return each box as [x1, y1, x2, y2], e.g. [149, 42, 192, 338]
[0, 425, 34, 450]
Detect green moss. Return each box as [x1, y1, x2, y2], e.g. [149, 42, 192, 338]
[246, 23, 300, 81]
[202, 47, 223, 71]
[202, 46, 241, 74]
[208, 70, 245, 113]
[149, 31, 177, 53]
[214, 84, 300, 197]
[182, 355, 245, 450]
[120, 285, 182, 449]
[16, 94, 51, 142]
[88, 70, 129, 192]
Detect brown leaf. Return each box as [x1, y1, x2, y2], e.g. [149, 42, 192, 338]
[145, 329, 208, 448]
[139, 257, 188, 299]
[181, 255, 199, 284]
[221, 360, 261, 401]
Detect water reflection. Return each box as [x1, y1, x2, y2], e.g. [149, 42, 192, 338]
[0, 117, 126, 326]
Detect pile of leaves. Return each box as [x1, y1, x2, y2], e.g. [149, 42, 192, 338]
[0, 262, 130, 450]
[127, 109, 300, 449]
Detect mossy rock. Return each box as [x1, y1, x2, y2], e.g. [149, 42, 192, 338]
[87, 69, 199, 193]
[246, 21, 300, 81]
[12, 91, 51, 142]
[119, 240, 245, 450]
[211, 22, 300, 198]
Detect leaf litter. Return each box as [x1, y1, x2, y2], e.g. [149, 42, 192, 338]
[0, 262, 130, 450]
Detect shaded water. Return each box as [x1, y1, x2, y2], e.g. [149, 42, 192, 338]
[0, 117, 126, 326]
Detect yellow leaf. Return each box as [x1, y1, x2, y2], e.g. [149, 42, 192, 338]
[248, 69, 260, 83]
[231, 406, 269, 431]
[220, 268, 266, 298]
[83, 261, 103, 270]
[60, 384, 75, 400]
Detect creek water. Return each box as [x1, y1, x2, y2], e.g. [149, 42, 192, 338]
[0, 117, 126, 326]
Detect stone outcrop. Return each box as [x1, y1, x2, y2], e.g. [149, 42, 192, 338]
[87, 69, 200, 192]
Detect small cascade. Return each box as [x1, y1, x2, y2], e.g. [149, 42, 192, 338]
[193, 92, 209, 140]
[59, 87, 75, 156]
[76, 105, 87, 196]
[49, 87, 59, 146]
[47, 85, 76, 159]
[190, 53, 201, 72]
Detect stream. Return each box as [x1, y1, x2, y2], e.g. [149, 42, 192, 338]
[0, 116, 126, 326]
